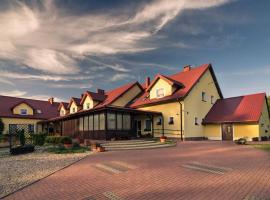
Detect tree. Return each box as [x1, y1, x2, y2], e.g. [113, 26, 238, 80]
[268, 96, 270, 107]
[0, 118, 4, 135]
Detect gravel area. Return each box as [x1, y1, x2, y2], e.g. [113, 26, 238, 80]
[0, 147, 92, 198]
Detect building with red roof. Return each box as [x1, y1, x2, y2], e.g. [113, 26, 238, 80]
[203, 93, 270, 141]
[1, 63, 269, 141]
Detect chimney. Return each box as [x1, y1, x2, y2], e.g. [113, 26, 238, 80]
[81, 94, 84, 99]
[48, 97, 54, 105]
[97, 89, 105, 95]
[145, 77, 150, 88]
[183, 65, 192, 72]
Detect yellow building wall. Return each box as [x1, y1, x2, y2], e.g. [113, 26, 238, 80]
[139, 102, 182, 137]
[13, 103, 34, 115]
[83, 96, 98, 110]
[233, 124, 259, 141]
[203, 124, 221, 140]
[183, 69, 221, 138]
[60, 106, 67, 116]
[258, 99, 270, 137]
[1, 117, 42, 134]
[149, 78, 175, 99]
[70, 102, 79, 114]
[112, 84, 142, 107]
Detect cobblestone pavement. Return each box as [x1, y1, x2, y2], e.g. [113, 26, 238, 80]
[4, 141, 270, 200]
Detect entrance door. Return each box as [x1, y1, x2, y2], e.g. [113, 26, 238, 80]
[137, 121, 142, 137]
[222, 124, 233, 141]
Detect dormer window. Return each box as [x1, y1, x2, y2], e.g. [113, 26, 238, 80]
[156, 88, 165, 98]
[86, 103, 90, 109]
[20, 109, 27, 115]
[36, 109, 42, 114]
[60, 110, 65, 116]
[72, 107, 76, 113]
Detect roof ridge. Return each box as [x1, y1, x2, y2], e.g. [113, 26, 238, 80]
[0, 95, 60, 103]
[221, 92, 266, 100]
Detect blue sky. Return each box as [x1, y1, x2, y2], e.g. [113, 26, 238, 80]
[0, 0, 269, 102]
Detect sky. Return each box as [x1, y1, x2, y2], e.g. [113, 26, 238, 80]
[0, 0, 270, 102]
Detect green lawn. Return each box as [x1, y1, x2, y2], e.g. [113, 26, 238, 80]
[252, 144, 270, 152]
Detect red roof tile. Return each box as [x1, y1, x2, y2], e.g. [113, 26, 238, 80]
[130, 64, 222, 107]
[96, 81, 143, 108]
[58, 102, 69, 111]
[145, 74, 184, 92]
[203, 93, 268, 124]
[80, 91, 106, 105]
[0, 95, 60, 119]
[67, 97, 81, 109]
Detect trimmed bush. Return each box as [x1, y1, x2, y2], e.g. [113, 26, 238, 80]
[18, 130, 25, 146]
[45, 136, 72, 145]
[252, 137, 259, 142]
[60, 136, 72, 144]
[31, 133, 47, 146]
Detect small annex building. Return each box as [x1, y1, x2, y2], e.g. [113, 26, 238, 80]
[203, 93, 270, 141]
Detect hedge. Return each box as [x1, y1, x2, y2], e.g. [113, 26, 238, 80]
[45, 136, 72, 145]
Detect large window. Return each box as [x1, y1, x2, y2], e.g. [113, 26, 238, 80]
[84, 116, 88, 131]
[94, 114, 99, 130]
[107, 113, 116, 130]
[88, 115, 93, 131]
[117, 113, 123, 130]
[123, 114, 131, 130]
[156, 88, 165, 98]
[79, 117, 84, 131]
[99, 113, 105, 130]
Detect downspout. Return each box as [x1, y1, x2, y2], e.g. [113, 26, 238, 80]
[178, 99, 183, 141]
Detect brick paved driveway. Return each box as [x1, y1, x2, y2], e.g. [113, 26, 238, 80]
[4, 141, 270, 200]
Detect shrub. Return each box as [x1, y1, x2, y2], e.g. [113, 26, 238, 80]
[236, 138, 247, 145]
[252, 137, 259, 142]
[18, 130, 25, 146]
[72, 142, 80, 148]
[261, 136, 268, 141]
[31, 133, 47, 146]
[0, 118, 4, 135]
[45, 136, 73, 145]
[60, 136, 72, 144]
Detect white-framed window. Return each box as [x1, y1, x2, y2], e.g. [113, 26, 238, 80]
[156, 88, 165, 98]
[20, 109, 27, 115]
[211, 95, 214, 104]
[72, 107, 76, 113]
[202, 92, 206, 102]
[169, 117, 174, 125]
[195, 117, 199, 125]
[86, 103, 90, 109]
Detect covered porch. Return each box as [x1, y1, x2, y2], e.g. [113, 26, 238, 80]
[40, 106, 162, 141]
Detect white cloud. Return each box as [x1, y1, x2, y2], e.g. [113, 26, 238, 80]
[0, 90, 27, 97]
[0, 90, 65, 102]
[109, 74, 136, 82]
[0, 70, 89, 81]
[0, 0, 232, 75]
